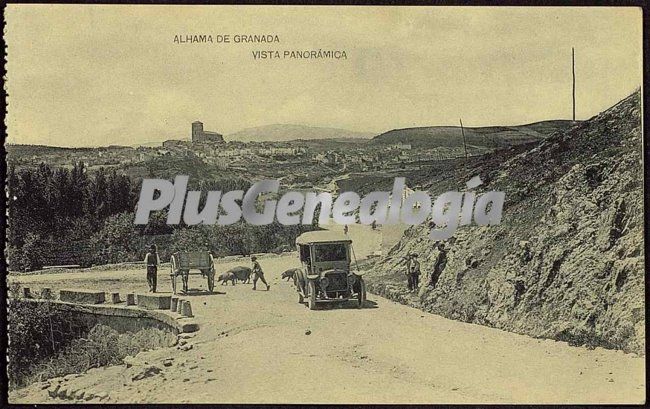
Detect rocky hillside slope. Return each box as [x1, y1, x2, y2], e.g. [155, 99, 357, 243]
[365, 90, 644, 354]
[371, 120, 575, 148]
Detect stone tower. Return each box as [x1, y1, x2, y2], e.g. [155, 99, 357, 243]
[192, 121, 204, 142]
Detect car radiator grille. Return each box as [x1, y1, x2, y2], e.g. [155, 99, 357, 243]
[327, 272, 348, 291]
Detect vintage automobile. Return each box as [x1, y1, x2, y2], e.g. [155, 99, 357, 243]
[293, 231, 366, 310]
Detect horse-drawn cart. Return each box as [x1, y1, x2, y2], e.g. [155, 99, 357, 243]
[170, 251, 216, 294]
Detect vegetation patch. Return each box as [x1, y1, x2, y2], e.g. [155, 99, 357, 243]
[7, 284, 175, 389]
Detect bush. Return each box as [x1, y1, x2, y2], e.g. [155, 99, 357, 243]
[7, 284, 86, 387]
[7, 283, 175, 389]
[19, 324, 175, 387]
[7, 233, 47, 271]
[89, 212, 141, 265]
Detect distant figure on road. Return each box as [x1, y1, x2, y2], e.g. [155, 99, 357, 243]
[251, 256, 270, 291]
[344, 225, 349, 235]
[145, 244, 160, 293]
[430, 243, 447, 288]
[409, 253, 421, 291]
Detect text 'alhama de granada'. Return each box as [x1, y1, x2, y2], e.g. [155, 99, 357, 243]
[173, 34, 280, 44]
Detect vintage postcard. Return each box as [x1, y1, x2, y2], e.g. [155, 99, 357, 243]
[3, 4, 645, 405]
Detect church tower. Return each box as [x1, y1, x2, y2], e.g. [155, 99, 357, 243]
[192, 121, 204, 142]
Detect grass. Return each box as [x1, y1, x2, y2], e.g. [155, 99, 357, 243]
[12, 324, 176, 389]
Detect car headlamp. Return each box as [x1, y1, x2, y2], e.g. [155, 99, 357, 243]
[320, 277, 330, 287]
[347, 274, 357, 286]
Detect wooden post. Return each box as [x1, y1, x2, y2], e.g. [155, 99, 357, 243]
[459, 119, 468, 159]
[572, 47, 576, 121]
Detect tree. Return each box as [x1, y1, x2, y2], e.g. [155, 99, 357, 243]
[89, 212, 140, 265]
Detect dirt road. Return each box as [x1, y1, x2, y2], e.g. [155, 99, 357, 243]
[9, 247, 645, 404]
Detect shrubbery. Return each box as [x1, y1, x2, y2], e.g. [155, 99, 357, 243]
[7, 162, 315, 270]
[21, 325, 175, 387]
[7, 283, 175, 389]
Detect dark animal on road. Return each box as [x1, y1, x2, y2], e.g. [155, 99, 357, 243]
[217, 271, 236, 286]
[281, 268, 299, 282]
[226, 266, 252, 284]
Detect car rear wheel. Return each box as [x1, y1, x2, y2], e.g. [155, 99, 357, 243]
[357, 279, 366, 308]
[307, 280, 317, 310]
[207, 272, 215, 293]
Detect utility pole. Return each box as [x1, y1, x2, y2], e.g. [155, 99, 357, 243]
[572, 47, 576, 122]
[459, 118, 468, 159]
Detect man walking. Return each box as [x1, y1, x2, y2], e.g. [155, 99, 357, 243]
[251, 256, 270, 291]
[145, 244, 160, 293]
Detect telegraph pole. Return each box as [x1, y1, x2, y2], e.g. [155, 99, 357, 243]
[459, 118, 468, 159]
[572, 47, 576, 122]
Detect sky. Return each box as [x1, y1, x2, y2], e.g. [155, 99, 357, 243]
[5, 5, 643, 147]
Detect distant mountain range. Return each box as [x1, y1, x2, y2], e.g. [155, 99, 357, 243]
[225, 124, 376, 142]
[9, 120, 578, 150]
[371, 120, 577, 148]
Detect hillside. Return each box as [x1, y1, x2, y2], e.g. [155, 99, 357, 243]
[364, 90, 644, 354]
[6, 144, 133, 155]
[225, 124, 375, 142]
[371, 120, 575, 148]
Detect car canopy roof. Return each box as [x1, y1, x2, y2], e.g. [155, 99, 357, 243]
[296, 230, 352, 245]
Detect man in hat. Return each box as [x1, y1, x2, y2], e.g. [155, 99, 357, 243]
[251, 255, 270, 291]
[144, 244, 160, 292]
[409, 253, 421, 291]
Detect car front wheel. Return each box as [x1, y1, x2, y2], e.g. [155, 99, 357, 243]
[308, 280, 317, 310]
[357, 279, 366, 309]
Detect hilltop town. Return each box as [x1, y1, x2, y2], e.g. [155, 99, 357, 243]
[6, 119, 572, 194]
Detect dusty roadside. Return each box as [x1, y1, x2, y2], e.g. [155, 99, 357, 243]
[8, 251, 645, 404]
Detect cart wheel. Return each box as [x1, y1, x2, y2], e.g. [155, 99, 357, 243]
[207, 273, 215, 293]
[170, 255, 177, 294]
[357, 279, 366, 309]
[182, 271, 189, 293]
[307, 280, 317, 310]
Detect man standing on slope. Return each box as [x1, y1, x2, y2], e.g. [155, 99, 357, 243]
[409, 253, 421, 292]
[251, 255, 270, 291]
[430, 243, 447, 288]
[404, 253, 414, 291]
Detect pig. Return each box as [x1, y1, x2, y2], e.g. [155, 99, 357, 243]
[226, 266, 252, 284]
[281, 268, 299, 282]
[217, 271, 236, 286]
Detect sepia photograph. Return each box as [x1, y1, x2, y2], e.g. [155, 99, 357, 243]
[3, 4, 645, 404]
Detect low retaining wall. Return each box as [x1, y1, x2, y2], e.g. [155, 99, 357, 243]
[16, 298, 198, 335]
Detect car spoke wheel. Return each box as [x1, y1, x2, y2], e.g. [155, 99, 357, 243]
[357, 279, 366, 308]
[308, 281, 317, 310]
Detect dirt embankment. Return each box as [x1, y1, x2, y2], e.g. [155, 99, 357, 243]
[365, 90, 645, 354]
